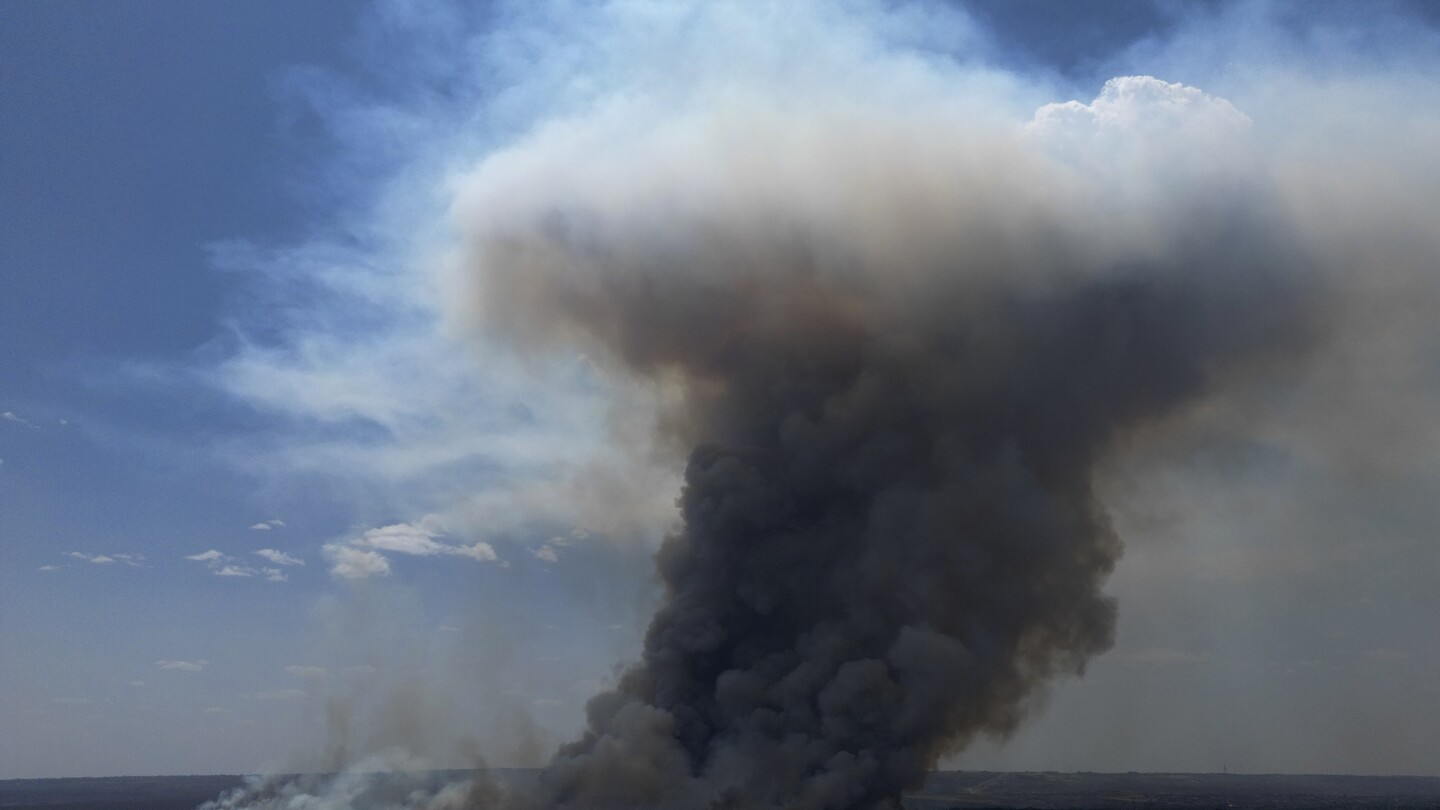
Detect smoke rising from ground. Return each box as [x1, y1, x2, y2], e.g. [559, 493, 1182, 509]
[204, 0, 1440, 806]
[444, 57, 1321, 805]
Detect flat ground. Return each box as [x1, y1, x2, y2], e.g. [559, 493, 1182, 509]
[2, 770, 1438, 809]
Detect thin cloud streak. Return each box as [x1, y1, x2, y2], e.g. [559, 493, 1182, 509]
[156, 660, 207, 672]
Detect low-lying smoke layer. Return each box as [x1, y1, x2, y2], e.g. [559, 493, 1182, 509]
[448, 71, 1320, 808]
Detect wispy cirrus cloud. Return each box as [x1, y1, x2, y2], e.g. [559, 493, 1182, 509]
[156, 659, 207, 672]
[186, 11, 684, 558]
[2, 410, 39, 429]
[64, 551, 143, 567]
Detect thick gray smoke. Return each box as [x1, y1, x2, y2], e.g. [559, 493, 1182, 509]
[202, 1, 1440, 807]
[513, 259, 1311, 810]
[446, 64, 1321, 806]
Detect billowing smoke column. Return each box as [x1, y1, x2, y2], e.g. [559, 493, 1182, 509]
[187, 1, 1440, 807]
[450, 67, 1319, 807]
[521, 270, 1306, 810]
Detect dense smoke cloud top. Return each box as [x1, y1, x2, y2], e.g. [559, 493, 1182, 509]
[202, 0, 1440, 807]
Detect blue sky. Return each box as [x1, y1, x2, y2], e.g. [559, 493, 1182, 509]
[4, 0, 1440, 781]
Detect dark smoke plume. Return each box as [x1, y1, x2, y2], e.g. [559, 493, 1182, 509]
[190, 3, 1440, 805]
[450, 72, 1321, 808]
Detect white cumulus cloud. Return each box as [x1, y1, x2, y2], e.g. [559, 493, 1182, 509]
[453, 541, 498, 561]
[352, 522, 450, 556]
[186, 549, 287, 582]
[66, 552, 113, 564]
[324, 543, 391, 580]
[329, 520, 502, 576]
[255, 548, 304, 566]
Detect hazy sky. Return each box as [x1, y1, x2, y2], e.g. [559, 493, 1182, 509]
[2, 0, 1439, 781]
